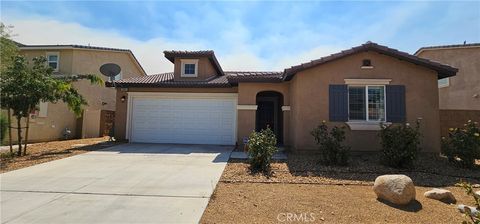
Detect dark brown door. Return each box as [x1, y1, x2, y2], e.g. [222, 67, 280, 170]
[257, 101, 275, 132]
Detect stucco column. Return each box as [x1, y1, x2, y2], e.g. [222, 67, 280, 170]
[237, 105, 257, 146]
[114, 90, 128, 141]
[282, 106, 291, 147]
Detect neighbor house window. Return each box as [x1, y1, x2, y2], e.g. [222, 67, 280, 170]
[114, 72, 122, 81]
[438, 78, 449, 88]
[181, 59, 198, 77]
[348, 85, 385, 121]
[46, 52, 59, 72]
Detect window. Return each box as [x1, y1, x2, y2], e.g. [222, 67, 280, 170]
[348, 85, 385, 121]
[114, 72, 122, 81]
[184, 64, 196, 75]
[181, 59, 198, 77]
[38, 101, 48, 118]
[46, 52, 59, 71]
[438, 78, 449, 88]
[362, 59, 372, 67]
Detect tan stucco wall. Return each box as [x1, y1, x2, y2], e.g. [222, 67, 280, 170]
[14, 48, 144, 142]
[416, 47, 480, 110]
[289, 51, 441, 152]
[114, 87, 238, 141]
[21, 49, 74, 74]
[173, 57, 217, 81]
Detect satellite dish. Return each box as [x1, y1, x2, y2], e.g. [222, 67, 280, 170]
[100, 63, 121, 79]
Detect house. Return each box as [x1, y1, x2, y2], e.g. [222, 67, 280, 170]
[415, 43, 480, 136]
[15, 44, 147, 142]
[108, 42, 457, 152]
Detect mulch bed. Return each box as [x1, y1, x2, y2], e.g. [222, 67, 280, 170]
[221, 153, 480, 187]
[0, 137, 123, 173]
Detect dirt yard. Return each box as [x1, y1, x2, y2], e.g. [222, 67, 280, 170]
[201, 154, 480, 223]
[201, 183, 474, 224]
[0, 137, 121, 173]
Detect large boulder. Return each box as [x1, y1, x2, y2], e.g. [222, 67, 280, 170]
[373, 174, 416, 205]
[424, 188, 456, 203]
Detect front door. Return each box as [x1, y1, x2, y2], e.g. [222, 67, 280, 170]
[257, 100, 276, 132]
[256, 96, 282, 143]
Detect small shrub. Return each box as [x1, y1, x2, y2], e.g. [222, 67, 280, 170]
[0, 113, 8, 144]
[310, 121, 350, 166]
[455, 181, 480, 224]
[379, 120, 421, 168]
[442, 120, 480, 168]
[247, 127, 278, 172]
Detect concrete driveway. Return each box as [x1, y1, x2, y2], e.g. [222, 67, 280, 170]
[1, 144, 232, 224]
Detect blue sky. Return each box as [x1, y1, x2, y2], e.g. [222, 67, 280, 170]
[2, 1, 479, 74]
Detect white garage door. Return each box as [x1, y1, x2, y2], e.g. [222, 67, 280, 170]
[128, 93, 237, 145]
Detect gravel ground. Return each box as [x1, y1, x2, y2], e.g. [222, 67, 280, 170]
[201, 183, 475, 224]
[221, 154, 480, 187]
[0, 137, 122, 173]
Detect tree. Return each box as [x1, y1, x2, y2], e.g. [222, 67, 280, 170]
[0, 23, 18, 72]
[0, 55, 103, 156]
[1, 22, 19, 154]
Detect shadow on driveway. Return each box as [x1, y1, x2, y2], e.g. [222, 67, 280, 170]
[94, 143, 233, 163]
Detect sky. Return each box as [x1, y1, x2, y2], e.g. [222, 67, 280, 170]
[1, 1, 479, 74]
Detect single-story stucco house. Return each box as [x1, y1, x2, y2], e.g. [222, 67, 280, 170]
[107, 42, 458, 153]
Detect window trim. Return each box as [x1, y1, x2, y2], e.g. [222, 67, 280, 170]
[181, 59, 199, 77]
[46, 52, 60, 72]
[347, 85, 387, 122]
[438, 78, 449, 88]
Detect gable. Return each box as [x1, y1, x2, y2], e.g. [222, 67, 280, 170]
[284, 42, 458, 81]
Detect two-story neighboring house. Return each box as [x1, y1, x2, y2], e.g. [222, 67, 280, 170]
[15, 43, 146, 142]
[415, 43, 480, 136]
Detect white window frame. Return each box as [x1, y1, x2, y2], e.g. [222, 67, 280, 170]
[181, 59, 198, 77]
[38, 101, 48, 118]
[438, 78, 449, 88]
[46, 52, 60, 72]
[347, 85, 387, 122]
[114, 71, 122, 81]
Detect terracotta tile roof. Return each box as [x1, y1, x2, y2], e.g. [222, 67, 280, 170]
[283, 41, 458, 80]
[108, 72, 232, 88]
[107, 71, 284, 87]
[164, 50, 224, 76]
[225, 71, 283, 82]
[414, 42, 480, 55]
[106, 42, 459, 88]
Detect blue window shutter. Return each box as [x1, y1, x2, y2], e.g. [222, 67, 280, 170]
[386, 85, 406, 123]
[329, 85, 348, 122]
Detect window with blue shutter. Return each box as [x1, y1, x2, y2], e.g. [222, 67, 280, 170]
[329, 85, 348, 122]
[386, 85, 406, 123]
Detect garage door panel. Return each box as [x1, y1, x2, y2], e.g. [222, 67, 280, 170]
[130, 96, 236, 145]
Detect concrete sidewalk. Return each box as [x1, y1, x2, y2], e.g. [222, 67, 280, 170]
[1, 144, 232, 223]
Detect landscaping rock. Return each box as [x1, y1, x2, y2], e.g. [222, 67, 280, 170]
[373, 174, 416, 205]
[424, 188, 456, 203]
[458, 204, 479, 216]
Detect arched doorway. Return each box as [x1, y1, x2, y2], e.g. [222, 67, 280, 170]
[256, 91, 283, 144]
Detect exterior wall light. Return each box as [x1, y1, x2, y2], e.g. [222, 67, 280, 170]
[121, 96, 126, 103]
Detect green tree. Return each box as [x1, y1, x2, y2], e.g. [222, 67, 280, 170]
[1, 23, 19, 72]
[1, 55, 103, 156]
[0, 22, 19, 152]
